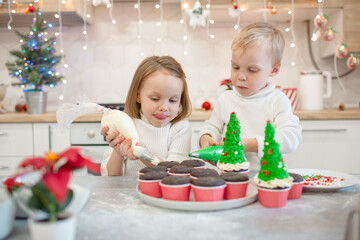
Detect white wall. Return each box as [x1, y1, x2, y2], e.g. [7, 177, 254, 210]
[0, 2, 359, 112]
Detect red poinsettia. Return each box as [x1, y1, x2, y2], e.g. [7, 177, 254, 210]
[3, 147, 100, 222]
[220, 79, 233, 90]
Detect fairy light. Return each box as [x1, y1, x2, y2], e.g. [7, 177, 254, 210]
[82, 0, 88, 51]
[109, 0, 116, 24]
[289, 0, 298, 67]
[234, 0, 241, 32]
[181, 0, 190, 56]
[239, 0, 247, 12]
[285, 27, 290, 32]
[58, 0, 67, 101]
[206, 0, 214, 39]
[7, 0, 13, 30]
[136, 0, 144, 56]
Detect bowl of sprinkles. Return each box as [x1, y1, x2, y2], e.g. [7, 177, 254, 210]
[288, 169, 360, 191]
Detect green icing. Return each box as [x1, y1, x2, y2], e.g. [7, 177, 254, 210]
[258, 121, 290, 181]
[188, 145, 223, 163]
[219, 112, 246, 164]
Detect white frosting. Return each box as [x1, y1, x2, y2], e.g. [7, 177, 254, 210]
[217, 161, 250, 172]
[254, 174, 293, 189]
[101, 110, 139, 141]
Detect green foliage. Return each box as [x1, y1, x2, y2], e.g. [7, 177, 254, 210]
[28, 183, 73, 222]
[5, 9, 63, 91]
[258, 121, 290, 181]
[219, 112, 246, 164]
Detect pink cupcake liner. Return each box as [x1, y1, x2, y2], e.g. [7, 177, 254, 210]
[288, 181, 304, 199]
[194, 166, 206, 170]
[168, 172, 191, 177]
[257, 187, 290, 208]
[138, 179, 162, 198]
[221, 169, 249, 175]
[192, 184, 226, 202]
[159, 183, 191, 201]
[224, 180, 249, 200]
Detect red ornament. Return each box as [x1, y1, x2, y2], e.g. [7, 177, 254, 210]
[232, 130, 236, 134]
[25, 6, 35, 14]
[262, 170, 269, 177]
[223, 137, 225, 142]
[314, 13, 329, 29]
[267, 149, 272, 155]
[262, 160, 267, 166]
[234, 4, 238, 10]
[281, 157, 284, 162]
[270, 7, 278, 15]
[346, 54, 360, 70]
[202, 101, 211, 111]
[15, 104, 27, 112]
[321, 27, 336, 42]
[336, 42, 349, 59]
[266, 120, 271, 123]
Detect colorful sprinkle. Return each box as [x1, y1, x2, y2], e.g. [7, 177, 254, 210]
[302, 174, 344, 186]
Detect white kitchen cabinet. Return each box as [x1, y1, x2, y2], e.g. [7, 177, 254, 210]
[33, 123, 71, 155]
[0, 123, 33, 176]
[190, 121, 204, 153]
[284, 120, 360, 174]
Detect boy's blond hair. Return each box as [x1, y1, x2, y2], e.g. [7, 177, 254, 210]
[125, 56, 191, 124]
[231, 22, 285, 66]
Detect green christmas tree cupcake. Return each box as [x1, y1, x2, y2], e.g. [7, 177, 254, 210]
[254, 120, 293, 188]
[216, 112, 249, 174]
[255, 120, 293, 208]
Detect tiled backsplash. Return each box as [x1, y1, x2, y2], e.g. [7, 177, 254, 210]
[0, 2, 359, 112]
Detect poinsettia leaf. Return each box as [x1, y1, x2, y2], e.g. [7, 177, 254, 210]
[57, 189, 73, 212]
[28, 183, 55, 212]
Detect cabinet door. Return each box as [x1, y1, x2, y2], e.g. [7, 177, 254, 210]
[33, 123, 71, 155]
[0, 156, 25, 177]
[190, 121, 204, 152]
[0, 123, 33, 156]
[285, 120, 360, 174]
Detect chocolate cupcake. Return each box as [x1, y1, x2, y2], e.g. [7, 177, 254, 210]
[160, 176, 192, 201]
[289, 173, 304, 183]
[161, 176, 192, 185]
[181, 159, 205, 169]
[190, 169, 219, 179]
[192, 176, 226, 187]
[139, 166, 168, 175]
[158, 161, 180, 169]
[220, 172, 250, 200]
[191, 177, 226, 201]
[139, 171, 168, 180]
[169, 165, 194, 176]
[288, 172, 305, 200]
[220, 172, 249, 182]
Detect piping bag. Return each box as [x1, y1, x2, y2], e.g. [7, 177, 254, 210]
[188, 145, 223, 164]
[56, 95, 160, 165]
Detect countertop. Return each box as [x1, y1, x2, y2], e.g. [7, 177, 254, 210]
[6, 176, 360, 240]
[1, 109, 360, 123]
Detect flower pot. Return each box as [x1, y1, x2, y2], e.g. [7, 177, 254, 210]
[0, 188, 16, 239]
[28, 215, 76, 240]
[24, 91, 47, 114]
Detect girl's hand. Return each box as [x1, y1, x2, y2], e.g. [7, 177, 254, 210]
[101, 126, 137, 159]
[199, 134, 217, 148]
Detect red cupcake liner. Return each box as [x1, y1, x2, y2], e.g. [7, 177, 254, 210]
[224, 180, 249, 200]
[138, 179, 162, 198]
[257, 187, 290, 208]
[168, 172, 191, 177]
[192, 184, 226, 202]
[159, 183, 191, 201]
[288, 181, 304, 199]
[221, 169, 249, 175]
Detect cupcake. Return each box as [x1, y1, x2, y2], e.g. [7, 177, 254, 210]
[138, 165, 167, 176]
[287, 172, 304, 199]
[138, 171, 168, 198]
[216, 112, 250, 174]
[158, 161, 180, 169]
[220, 172, 249, 200]
[160, 176, 192, 201]
[169, 165, 194, 177]
[180, 159, 206, 169]
[254, 121, 293, 208]
[192, 176, 226, 202]
[190, 168, 219, 180]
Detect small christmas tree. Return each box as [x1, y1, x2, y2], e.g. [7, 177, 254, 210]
[219, 112, 247, 164]
[6, 9, 63, 91]
[258, 120, 290, 182]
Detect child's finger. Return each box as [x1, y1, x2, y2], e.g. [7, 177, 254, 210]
[100, 126, 109, 136]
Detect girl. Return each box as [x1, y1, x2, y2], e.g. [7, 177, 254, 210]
[101, 56, 192, 176]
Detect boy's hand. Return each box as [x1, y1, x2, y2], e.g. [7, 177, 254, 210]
[199, 134, 217, 148]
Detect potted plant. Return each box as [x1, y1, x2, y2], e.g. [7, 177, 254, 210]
[220, 79, 233, 90]
[5, 8, 63, 114]
[3, 147, 100, 240]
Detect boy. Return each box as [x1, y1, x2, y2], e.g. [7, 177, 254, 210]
[198, 22, 302, 174]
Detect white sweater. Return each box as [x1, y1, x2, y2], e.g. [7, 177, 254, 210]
[198, 82, 302, 174]
[101, 116, 192, 176]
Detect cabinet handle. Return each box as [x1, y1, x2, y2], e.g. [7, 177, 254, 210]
[303, 129, 347, 133]
[0, 131, 7, 136]
[0, 166, 9, 170]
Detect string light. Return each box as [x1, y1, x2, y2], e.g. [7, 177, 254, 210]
[82, 0, 88, 51]
[181, 0, 189, 56]
[109, 0, 116, 24]
[234, 0, 241, 32]
[206, 0, 214, 39]
[7, 0, 13, 30]
[58, 0, 67, 101]
[136, 0, 144, 56]
[289, 0, 298, 67]
[156, 0, 164, 46]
